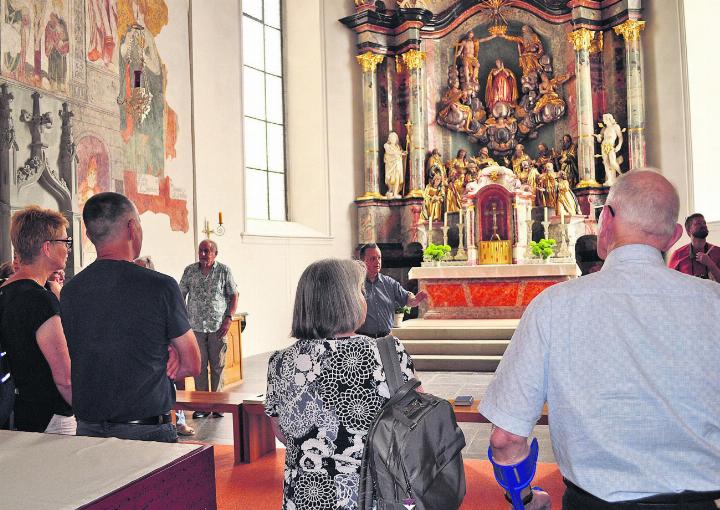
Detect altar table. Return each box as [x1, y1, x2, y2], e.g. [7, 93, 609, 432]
[0, 430, 216, 509]
[410, 263, 579, 319]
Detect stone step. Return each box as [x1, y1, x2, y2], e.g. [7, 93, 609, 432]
[412, 354, 504, 372]
[403, 339, 509, 356]
[392, 318, 519, 341]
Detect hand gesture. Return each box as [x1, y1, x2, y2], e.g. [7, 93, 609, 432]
[508, 488, 551, 510]
[696, 251, 711, 266]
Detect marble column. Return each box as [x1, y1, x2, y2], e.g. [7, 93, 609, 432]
[614, 20, 647, 169]
[356, 51, 385, 200]
[567, 29, 598, 187]
[401, 49, 426, 198]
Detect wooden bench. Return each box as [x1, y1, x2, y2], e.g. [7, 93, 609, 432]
[174, 390, 275, 465]
[451, 400, 549, 425]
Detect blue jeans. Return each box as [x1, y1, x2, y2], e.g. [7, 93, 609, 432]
[76, 420, 178, 443]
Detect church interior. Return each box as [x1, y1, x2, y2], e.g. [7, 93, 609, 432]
[0, 0, 718, 508]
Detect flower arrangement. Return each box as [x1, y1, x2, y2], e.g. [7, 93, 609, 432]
[424, 243, 451, 262]
[529, 238, 556, 260]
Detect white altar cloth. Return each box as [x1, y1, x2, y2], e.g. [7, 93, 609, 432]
[0, 430, 202, 510]
[409, 262, 579, 280]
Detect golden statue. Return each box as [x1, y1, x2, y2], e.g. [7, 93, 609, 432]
[473, 147, 497, 169]
[556, 171, 581, 216]
[536, 162, 558, 210]
[444, 169, 465, 213]
[422, 172, 445, 221]
[427, 148, 447, 181]
[485, 59, 518, 110]
[533, 73, 571, 114]
[510, 144, 532, 176]
[501, 24, 545, 78]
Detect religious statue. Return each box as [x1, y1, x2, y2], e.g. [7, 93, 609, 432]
[556, 170, 581, 216]
[444, 168, 464, 213]
[509, 143, 532, 176]
[474, 147, 497, 169]
[485, 59, 518, 111]
[595, 113, 624, 186]
[455, 32, 481, 88]
[437, 83, 474, 132]
[422, 172, 445, 221]
[463, 170, 480, 199]
[427, 148, 446, 181]
[533, 73, 571, 121]
[502, 25, 545, 78]
[536, 162, 558, 211]
[558, 134, 578, 188]
[534, 143, 555, 170]
[517, 159, 540, 202]
[384, 131, 406, 198]
[449, 149, 468, 174]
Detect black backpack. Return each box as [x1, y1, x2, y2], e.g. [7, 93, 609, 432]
[358, 335, 466, 510]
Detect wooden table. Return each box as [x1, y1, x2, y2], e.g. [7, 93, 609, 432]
[174, 390, 276, 464]
[451, 400, 549, 425]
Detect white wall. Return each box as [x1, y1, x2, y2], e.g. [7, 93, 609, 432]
[187, 0, 359, 357]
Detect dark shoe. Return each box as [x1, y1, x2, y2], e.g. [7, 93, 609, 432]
[211, 412, 224, 418]
[192, 411, 209, 419]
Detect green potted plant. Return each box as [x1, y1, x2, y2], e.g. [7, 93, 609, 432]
[529, 238, 557, 261]
[424, 243, 451, 265]
[394, 305, 411, 328]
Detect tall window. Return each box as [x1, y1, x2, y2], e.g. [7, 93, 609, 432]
[242, 0, 286, 221]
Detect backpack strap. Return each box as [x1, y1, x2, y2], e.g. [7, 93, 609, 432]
[378, 334, 403, 395]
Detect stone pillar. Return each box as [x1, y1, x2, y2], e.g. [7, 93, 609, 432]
[401, 49, 426, 198]
[567, 29, 598, 187]
[614, 20, 647, 169]
[356, 52, 385, 200]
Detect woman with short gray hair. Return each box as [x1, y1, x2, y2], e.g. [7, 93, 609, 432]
[265, 258, 416, 510]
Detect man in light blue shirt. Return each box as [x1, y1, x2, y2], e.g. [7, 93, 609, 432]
[480, 170, 720, 509]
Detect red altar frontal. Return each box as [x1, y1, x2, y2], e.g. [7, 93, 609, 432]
[410, 263, 578, 319]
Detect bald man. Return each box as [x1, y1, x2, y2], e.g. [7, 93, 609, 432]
[480, 170, 720, 509]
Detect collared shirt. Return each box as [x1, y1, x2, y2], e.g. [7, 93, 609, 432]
[668, 242, 720, 280]
[480, 244, 720, 502]
[358, 273, 410, 336]
[179, 261, 238, 332]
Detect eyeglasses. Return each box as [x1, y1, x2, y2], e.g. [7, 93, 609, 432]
[47, 237, 73, 249]
[604, 204, 615, 217]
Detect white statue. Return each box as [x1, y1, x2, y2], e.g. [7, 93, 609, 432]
[384, 131, 406, 198]
[595, 113, 624, 186]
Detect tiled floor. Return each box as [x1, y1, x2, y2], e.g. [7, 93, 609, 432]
[179, 352, 555, 462]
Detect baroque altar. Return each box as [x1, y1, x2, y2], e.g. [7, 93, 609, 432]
[342, 0, 648, 287]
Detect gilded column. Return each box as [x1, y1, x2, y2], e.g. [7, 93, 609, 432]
[356, 52, 385, 200]
[401, 49, 426, 198]
[614, 20, 646, 169]
[567, 29, 598, 187]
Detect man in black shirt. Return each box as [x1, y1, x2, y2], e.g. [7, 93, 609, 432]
[61, 192, 200, 442]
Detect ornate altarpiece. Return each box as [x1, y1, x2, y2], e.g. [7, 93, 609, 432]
[342, 0, 648, 274]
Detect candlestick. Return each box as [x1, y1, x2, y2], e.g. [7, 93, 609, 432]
[560, 207, 564, 225]
[219, 211, 223, 225]
[429, 217, 433, 245]
[444, 212, 448, 229]
[543, 207, 548, 223]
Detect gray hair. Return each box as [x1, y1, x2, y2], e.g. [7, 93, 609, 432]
[83, 192, 136, 245]
[291, 258, 367, 340]
[607, 168, 679, 239]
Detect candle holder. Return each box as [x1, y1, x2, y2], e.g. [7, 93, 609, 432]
[202, 218, 225, 239]
[541, 220, 550, 241]
[524, 218, 534, 259]
[441, 225, 449, 247]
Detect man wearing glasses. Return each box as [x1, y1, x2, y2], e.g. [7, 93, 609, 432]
[668, 213, 720, 281]
[0, 206, 74, 434]
[480, 170, 720, 509]
[61, 192, 200, 443]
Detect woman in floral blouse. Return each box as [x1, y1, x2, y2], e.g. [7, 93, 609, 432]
[265, 258, 416, 510]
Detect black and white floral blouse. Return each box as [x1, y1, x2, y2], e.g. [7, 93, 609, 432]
[265, 335, 415, 510]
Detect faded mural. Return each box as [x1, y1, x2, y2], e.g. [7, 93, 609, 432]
[0, 0, 190, 269]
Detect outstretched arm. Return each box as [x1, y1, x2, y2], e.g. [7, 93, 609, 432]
[406, 290, 428, 307]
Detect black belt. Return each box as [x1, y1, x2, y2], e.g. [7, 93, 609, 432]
[564, 479, 720, 508]
[357, 331, 389, 339]
[107, 414, 171, 426]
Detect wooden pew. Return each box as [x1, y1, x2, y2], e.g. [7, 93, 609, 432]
[174, 390, 275, 465]
[451, 399, 549, 425]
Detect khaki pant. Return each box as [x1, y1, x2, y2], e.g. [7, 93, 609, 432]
[193, 331, 227, 392]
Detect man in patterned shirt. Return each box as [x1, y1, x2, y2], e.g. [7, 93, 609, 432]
[179, 239, 238, 418]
